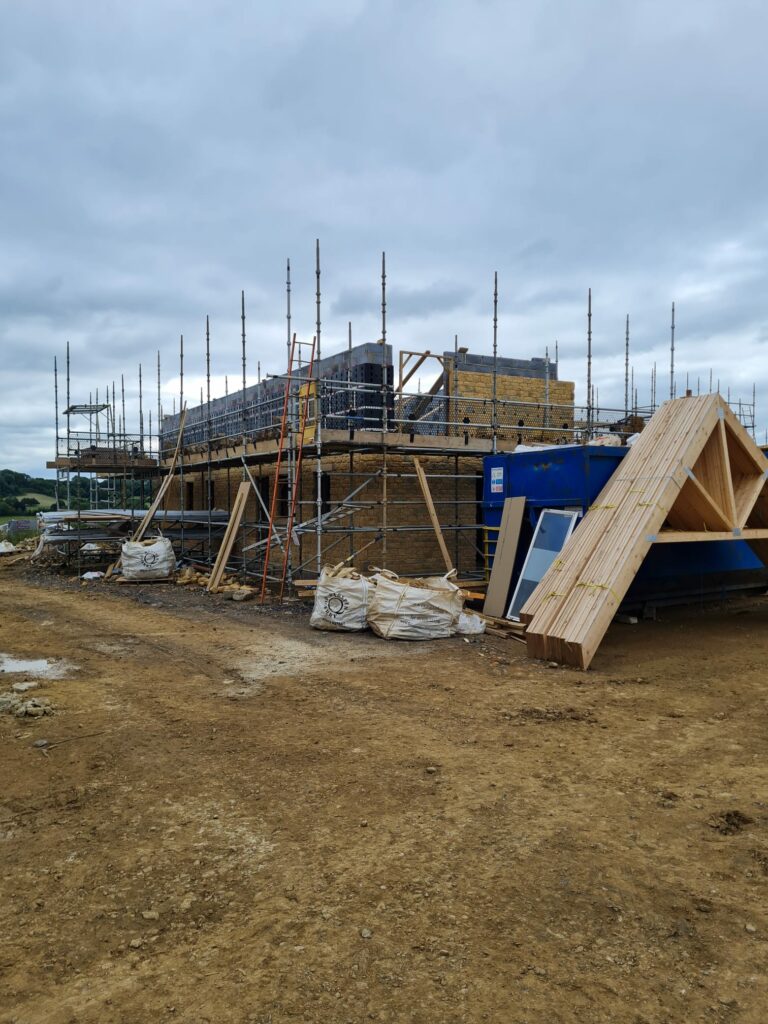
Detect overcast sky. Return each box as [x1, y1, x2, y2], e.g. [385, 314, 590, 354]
[2, 0, 767, 474]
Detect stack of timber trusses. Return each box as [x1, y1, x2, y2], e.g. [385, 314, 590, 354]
[521, 393, 768, 670]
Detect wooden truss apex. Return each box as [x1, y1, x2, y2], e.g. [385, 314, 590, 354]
[664, 405, 768, 533]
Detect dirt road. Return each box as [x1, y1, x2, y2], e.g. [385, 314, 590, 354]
[0, 570, 767, 1023]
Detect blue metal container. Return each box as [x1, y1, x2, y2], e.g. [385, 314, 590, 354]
[483, 445, 626, 530]
[483, 445, 766, 607]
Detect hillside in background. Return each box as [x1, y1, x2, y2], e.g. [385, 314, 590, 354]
[0, 470, 150, 516]
[0, 470, 57, 515]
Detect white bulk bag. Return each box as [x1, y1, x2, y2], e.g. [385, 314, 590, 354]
[310, 564, 373, 632]
[366, 571, 463, 641]
[121, 536, 176, 580]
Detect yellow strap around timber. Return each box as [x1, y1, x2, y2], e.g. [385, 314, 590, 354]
[574, 581, 621, 603]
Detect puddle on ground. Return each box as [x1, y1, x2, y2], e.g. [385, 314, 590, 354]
[0, 654, 74, 679]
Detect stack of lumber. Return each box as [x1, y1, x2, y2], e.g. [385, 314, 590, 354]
[206, 481, 251, 592]
[521, 394, 768, 670]
[478, 613, 527, 643]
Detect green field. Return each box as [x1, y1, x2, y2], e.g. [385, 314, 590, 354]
[19, 492, 56, 509]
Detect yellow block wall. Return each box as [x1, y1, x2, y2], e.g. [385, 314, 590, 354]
[445, 369, 575, 442]
[164, 452, 483, 577]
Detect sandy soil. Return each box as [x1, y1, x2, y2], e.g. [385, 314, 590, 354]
[0, 564, 767, 1023]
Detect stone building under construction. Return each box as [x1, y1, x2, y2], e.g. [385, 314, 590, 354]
[157, 340, 579, 583]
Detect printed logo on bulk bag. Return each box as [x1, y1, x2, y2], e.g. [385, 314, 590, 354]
[324, 591, 350, 620]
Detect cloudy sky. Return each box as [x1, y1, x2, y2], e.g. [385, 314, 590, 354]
[2, 0, 767, 473]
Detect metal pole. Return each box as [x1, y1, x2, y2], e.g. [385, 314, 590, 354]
[586, 288, 592, 438]
[138, 363, 144, 451]
[206, 314, 212, 560]
[669, 300, 676, 400]
[454, 331, 460, 567]
[492, 271, 498, 454]
[315, 239, 321, 366]
[453, 332, 459, 437]
[381, 250, 388, 568]
[54, 356, 60, 510]
[147, 409, 152, 507]
[156, 350, 162, 462]
[120, 375, 126, 444]
[179, 334, 185, 553]
[65, 341, 71, 509]
[120, 375, 127, 507]
[624, 314, 630, 420]
[315, 241, 323, 575]
[349, 320, 354, 563]
[286, 258, 292, 373]
[239, 292, 248, 578]
[753, 382, 757, 440]
[241, 291, 247, 438]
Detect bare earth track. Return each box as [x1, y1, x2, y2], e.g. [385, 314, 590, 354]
[0, 564, 767, 1022]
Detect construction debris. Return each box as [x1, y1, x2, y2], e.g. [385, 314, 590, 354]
[0, 693, 53, 718]
[309, 564, 373, 632]
[121, 537, 176, 581]
[367, 571, 465, 640]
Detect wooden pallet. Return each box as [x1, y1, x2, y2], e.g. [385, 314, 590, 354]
[521, 394, 768, 670]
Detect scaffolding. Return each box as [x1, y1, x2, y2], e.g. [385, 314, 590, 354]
[47, 253, 760, 594]
[153, 363, 658, 591]
[50, 349, 158, 512]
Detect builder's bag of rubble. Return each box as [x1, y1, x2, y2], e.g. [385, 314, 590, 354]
[366, 570, 466, 640]
[121, 536, 176, 581]
[417, 574, 486, 635]
[309, 563, 374, 631]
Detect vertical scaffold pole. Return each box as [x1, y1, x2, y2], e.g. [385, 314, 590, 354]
[624, 314, 630, 421]
[206, 314, 212, 561]
[54, 357, 60, 510]
[586, 288, 593, 439]
[315, 239, 323, 576]
[380, 250, 388, 569]
[669, 301, 676, 401]
[179, 334, 185, 554]
[138, 363, 144, 451]
[66, 341, 71, 509]
[156, 350, 162, 462]
[492, 271, 498, 454]
[286, 258, 292, 373]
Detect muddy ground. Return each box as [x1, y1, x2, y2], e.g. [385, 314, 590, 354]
[0, 562, 767, 1023]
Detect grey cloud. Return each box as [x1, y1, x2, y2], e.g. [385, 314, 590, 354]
[2, 0, 768, 472]
[331, 282, 472, 320]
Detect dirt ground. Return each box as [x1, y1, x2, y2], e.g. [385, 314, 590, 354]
[0, 564, 767, 1024]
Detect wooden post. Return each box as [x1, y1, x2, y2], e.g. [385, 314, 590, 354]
[413, 456, 453, 573]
